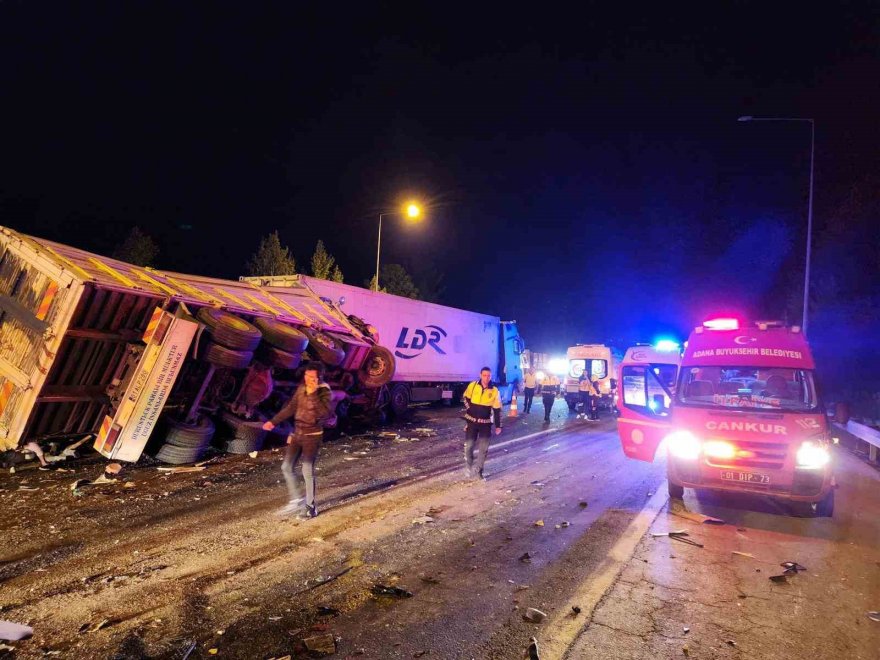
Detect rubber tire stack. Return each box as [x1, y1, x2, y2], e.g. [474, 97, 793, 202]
[197, 307, 262, 369]
[154, 417, 215, 464]
[217, 411, 268, 454]
[302, 328, 346, 367]
[254, 318, 308, 369]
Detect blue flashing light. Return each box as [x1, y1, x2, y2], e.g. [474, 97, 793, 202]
[654, 339, 681, 352]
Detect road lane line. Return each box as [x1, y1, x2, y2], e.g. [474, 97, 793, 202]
[540, 486, 671, 659]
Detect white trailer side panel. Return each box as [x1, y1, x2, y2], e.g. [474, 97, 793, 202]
[303, 277, 500, 383]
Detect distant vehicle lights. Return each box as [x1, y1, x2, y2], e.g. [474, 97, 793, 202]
[548, 358, 569, 376]
[653, 339, 681, 352]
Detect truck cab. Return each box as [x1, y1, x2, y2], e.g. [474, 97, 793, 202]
[616, 319, 835, 517]
[563, 344, 615, 412]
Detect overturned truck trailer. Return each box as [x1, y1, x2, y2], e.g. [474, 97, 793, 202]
[0, 226, 393, 463]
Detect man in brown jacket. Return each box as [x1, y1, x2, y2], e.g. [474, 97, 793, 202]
[263, 362, 332, 519]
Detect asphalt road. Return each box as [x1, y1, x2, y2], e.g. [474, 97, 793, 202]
[1, 402, 878, 659]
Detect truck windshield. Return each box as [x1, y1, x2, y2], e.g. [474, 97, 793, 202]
[677, 366, 818, 412]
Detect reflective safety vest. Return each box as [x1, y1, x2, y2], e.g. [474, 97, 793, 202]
[541, 375, 560, 394]
[523, 373, 538, 389]
[463, 380, 502, 426]
[578, 378, 594, 393]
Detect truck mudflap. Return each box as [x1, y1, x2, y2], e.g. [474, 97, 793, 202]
[94, 308, 198, 462]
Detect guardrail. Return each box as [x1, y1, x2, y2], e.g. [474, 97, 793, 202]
[834, 419, 880, 463]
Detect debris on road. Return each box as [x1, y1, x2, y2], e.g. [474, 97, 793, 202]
[769, 574, 789, 583]
[418, 574, 441, 585]
[533, 520, 544, 527]
[0, 620, 33, 641]
[70, 474, 118, 491]
[371, 584, 413, 598]
[523, 608, 547, 623]
[303, 632, 336, 656]
[248, 451, 258, 458]
[411, 516, 435, 525]
[105, 463, 123, 475]
[554, 521, 571, 529]
[666, 532, 703, 548]
[78, 618, 117, 634]
[579, 501, 588, 508]
[867, 611, 880, 622]
[781, 561, 807, 574]
[519, 552, 533, 563]
[316, 606, 339, 617]
[670, 508, 725, 525]
[571, 606, 582, 615]
[731, 551, 755, 559]
[726, 640, 737, 647]
[651, 530, 687, 538]
[683, 626, 690, 634]
[525, 636, 540, 659]
[156, 466, 206, 474]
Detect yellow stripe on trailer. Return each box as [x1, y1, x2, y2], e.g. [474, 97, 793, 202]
[35, 281, 59, 320]
[212, 287, 252, 310]
[134, 269, 179, 297]
[88, 257, 137, 288]
[243, 292, 283, 317]
[257, 290, 309, 323]
[0, 381, 14, 416]
[165, 276, 221, 304]
[42, 246, 92, 280]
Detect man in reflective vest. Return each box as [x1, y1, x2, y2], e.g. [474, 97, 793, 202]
[540, 372, 561, 422]
[462, 366, 503, 479]
[577, 372, 593, 419]
[522, 367, 538, 414]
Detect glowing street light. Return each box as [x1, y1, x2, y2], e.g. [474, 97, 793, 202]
[375, 201, 423, 291]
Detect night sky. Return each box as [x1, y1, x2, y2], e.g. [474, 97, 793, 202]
[2, 3, 879, 376]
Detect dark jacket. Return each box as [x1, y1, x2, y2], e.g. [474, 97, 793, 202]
[270, 382, 332, 435]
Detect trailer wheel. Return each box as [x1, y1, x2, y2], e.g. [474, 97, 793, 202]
[155, 443, 205, 465]
[254, 318, 309, 353]
[358, 345, 396, 388]
[259, 345, 303, 370]
[197, 307, 262, 352]
[164, 416, 215, 449]
[304, 329, 346, 367]
[218, 412, 267, 453]
[203, 341, 253, 369]
[668, 482, 685, 499]
[389, 383, 410, 418]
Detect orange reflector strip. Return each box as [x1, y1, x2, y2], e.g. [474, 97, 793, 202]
[0, 381, 14, 415]
[142, 307, 164, 344]
[35, 281, 59, 320]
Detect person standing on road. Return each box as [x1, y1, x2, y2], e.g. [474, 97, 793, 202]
[577, 372, 593, 419]
[262, 362, 332, 519]
[522, 367, 538, 414]
[540, 372, 560, 422]
[462, 367, 503, 479]
[589, 378, 601, 421]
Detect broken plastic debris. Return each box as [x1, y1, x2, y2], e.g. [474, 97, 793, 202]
[683, 626, 690, 634]
[670, 508, 724, 525]
[248, 451, 258, 458]
[156, 466, 206, 474]
[105, 463, 123, 475]
[208, 649, 218, 656]
[731, 551, 755, 559]
[726, 640, 737, 647]
[525, 636, 540, 659]
[533, 520, 544, 527]
[523, 607, 547, 623]
[867, 611, 880, 622]
[411, 516, 434, 525]
[371, 584, 413, 598]
[519, 552, 533, 563]
[768, 574, 788, 583]
[781, 561, 807, 574]
[0, 620, 33, 641]
[302, 633, 336, 655]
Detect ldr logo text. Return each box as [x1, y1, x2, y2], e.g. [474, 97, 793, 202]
[394, 325, 447, 359]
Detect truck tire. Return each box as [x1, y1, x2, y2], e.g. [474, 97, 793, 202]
[303, 329, 346, 367]
[254, 318, 309, 353]
[217, 412, 267, 453]
[203, 341, 253, 369]
[164, 416, 215, 449]
[259, 345, 303, 370]
[668, 481, 685, 499]
[358, 345, 396, 388]
[155, 442, 205, 465]
[389, 383, 410, 418]
[197, 307, 262, 352]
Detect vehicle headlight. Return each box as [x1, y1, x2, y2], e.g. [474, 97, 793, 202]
[703, 440, 736, 460]
[665, 430, 701, 460]
[796, 441, 830, 469]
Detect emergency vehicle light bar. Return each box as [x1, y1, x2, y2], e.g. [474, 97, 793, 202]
[702, 317, 739, 331]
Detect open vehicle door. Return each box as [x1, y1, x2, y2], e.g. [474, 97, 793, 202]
[616, 346, 680, 462]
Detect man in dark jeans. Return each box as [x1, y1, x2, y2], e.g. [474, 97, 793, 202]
[522, 367, 538, 414]
[263, 362, 332, 519]
[462, 367, 503, 479]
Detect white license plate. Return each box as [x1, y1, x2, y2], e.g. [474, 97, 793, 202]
[441, 390, 453, 399]
[721, 470, 770, 485]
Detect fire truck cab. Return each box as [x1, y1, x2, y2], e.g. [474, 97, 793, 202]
[617, 319, 834, 517]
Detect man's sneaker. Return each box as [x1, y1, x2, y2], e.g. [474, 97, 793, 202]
[297, 505, 318, 520]
[276, 498, 304, 517]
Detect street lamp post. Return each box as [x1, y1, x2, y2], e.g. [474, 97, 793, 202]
[738, 116, 815, 336]
[374, 203, 421, 291]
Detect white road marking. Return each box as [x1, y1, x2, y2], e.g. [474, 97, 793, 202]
[540, 486, 671, 659]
